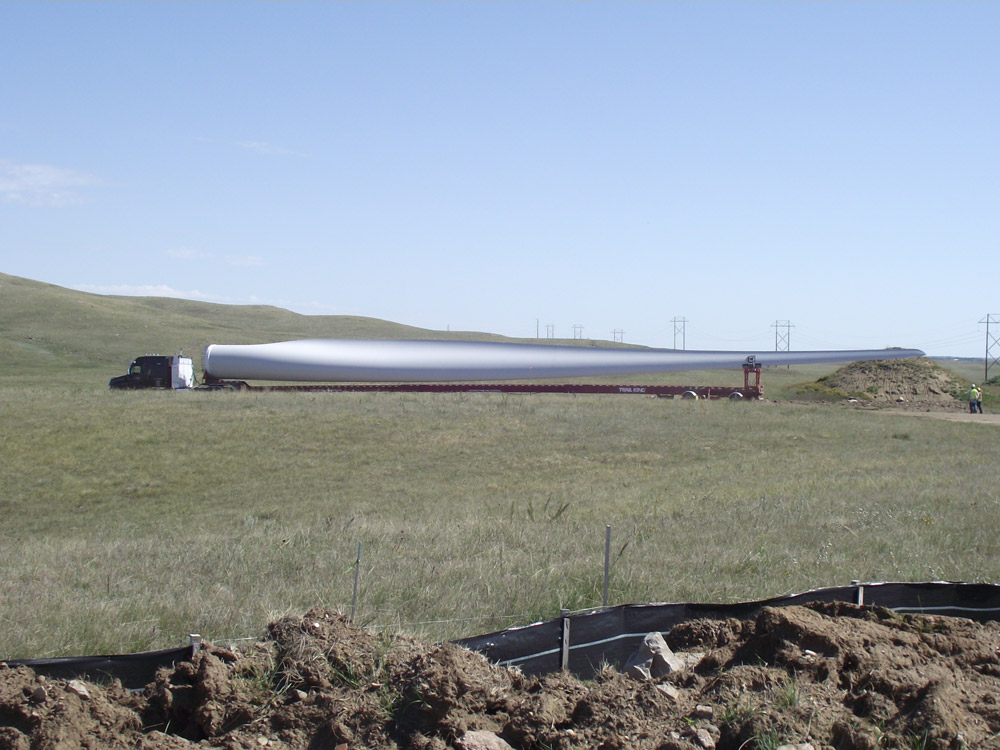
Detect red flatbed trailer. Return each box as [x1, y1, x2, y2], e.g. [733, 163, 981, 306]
[202, 365, 764, 400]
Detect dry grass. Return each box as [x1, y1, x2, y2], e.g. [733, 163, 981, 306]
[2, 383, 999, 659]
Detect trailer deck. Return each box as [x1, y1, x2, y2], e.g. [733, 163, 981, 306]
[202, 365, 765, 400]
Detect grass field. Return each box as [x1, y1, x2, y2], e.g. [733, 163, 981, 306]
[2, 273, 999, 660]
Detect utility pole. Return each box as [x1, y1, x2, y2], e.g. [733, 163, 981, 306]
[772, 320, 794, 352]
[670, 317, 688, 350]
[572, 324, 584, 340]
[611, 329, 625, 343]
[981, 314, 1000, 383]
[546, 323, 555, 339]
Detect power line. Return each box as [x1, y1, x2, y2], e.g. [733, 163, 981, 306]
[772, 320, 794, 352]
[981, 314, 1000, 382]
[670, 317, 687, 350]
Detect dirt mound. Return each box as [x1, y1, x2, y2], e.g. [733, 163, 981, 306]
[797, 358, 966, 408]
[3, 603, 1000, 749]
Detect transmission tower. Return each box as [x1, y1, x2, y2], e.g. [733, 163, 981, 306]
[572, 324, 584, 340]
[670, 317, 688, 350]
[981, 314, 1000, 383]
[546, 323, 555, 339]
[611, 329, 625, 343]
[772, 320, 794, 352]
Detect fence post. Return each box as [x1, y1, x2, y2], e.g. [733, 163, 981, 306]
[560, 609, 571, 671]
[351, 542, 363, 622]
[189, 634, 202, 657]
[603, 524, 611, 608]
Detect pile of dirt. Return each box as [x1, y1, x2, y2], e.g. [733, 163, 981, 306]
[3, 602, 1000, 749]
[796, 358, 967, 409]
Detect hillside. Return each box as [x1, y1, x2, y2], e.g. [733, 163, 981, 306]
[0, 273, 537, 378]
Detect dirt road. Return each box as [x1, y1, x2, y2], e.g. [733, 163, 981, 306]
[877, 408, 1000, 425]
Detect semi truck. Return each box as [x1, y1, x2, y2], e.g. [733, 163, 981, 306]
[108, 353, 194, 390]
[107, 338, 924, 399]
[107, 344, 766, 399]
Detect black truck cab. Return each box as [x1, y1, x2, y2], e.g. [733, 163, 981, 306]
[108, 354, 193, 390]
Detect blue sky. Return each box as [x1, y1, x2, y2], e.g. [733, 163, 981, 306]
[2, 2, 997, 356]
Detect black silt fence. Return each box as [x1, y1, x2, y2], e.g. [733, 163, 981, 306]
[6, 581, 1000, 688]
[455, 581, 1000, 677]
[4, 645, 196, 690]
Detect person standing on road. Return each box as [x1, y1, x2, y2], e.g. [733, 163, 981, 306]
[970, 384, 982, 414]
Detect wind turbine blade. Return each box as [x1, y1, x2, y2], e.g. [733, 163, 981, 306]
[204, 339, 925, 383]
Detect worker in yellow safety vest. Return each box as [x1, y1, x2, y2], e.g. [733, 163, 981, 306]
[970, 385, 983, 414]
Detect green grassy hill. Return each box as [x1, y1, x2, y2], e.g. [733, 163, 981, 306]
[0, 272, 707, 390]
[0, 273, 554, 385]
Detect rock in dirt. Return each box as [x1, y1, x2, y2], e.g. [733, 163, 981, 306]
[66, 679, 91, 700]
[656, 682, 680, 700]
[624, 631, 684, 680]
[690, 704, 713, 720]
[691, 726, 716, 749]
[454, 729, 515, 750]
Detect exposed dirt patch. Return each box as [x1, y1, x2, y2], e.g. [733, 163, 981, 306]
[795, 358, 970, 411]
[3, 603, 1000, 749]
[872, 409, 1000, 426]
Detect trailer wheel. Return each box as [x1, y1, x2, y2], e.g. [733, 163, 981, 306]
[681, 390, 699, 400]
[729, 392, 744, 401]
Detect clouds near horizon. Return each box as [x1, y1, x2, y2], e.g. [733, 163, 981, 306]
[0, 159, 104, 206]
